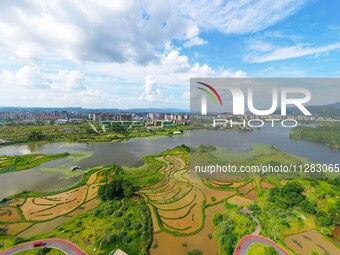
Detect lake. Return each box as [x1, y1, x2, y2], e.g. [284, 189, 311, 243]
[0, 125, 339, 199]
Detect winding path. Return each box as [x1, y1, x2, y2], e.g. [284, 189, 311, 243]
[0, 238, 88, 255]
[233, 235, 289, 255]
[239, 208, 261, 235]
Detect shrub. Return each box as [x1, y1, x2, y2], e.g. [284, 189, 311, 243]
[300, 200, 316, 215]
[123, 236, 132, 244]
[14, 236, 23, 244]
[114, 211, 123, 218]
[188, 249, 203, 255]
[316, 211, 333, 226]
[141, 231, 149, 242]
[123, 218, 131, 228]
[105, 207, 113, 215]
[37, 247, 50, 255]
[132, 222, 142, 230]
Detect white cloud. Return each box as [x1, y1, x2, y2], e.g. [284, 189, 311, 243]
[328, 25, 340, 31]
[1, 66, 50, 89]
[183, 37, 207, 48]
[161, 50, 190, 73]
[58, 70, 86, 91]
[180, 0, 307, 34]
[0, 0, 307, 65]
[0, 0, 199, 64]
[139, 75, 161, 102]
[244, 42, 340, 63]
[246, 39, 274, 52]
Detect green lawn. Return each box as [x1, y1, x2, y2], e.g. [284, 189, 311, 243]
[246, 243, 268, 255]
[0, 153, 69, 174]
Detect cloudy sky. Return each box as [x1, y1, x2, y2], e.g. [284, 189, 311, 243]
[0, 0, 339, 109]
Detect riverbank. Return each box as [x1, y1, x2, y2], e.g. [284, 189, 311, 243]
[0, 123, 189, 145]
[0, 153, 69, 174]
[290, 123, 340, 149]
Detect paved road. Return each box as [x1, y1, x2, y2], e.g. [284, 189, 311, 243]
[0, 238, 88, 255]
[88, 121, 99, 134]
[234, 235, 290, 255]
[239, 208, 261, 235]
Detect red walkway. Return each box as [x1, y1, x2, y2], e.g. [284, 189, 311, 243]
[234, 234, 290, 255]
[0, 238, 88, 255]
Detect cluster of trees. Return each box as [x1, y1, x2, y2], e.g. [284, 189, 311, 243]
[28, 131, 45, 141]
[268, 181, 305, 209]
[290, 124, 340, 148]
[268, 181, 338, 227]
[98, 176, 134, 201]
[213, 209, 255, 255]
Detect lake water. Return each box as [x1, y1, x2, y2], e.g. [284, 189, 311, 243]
[0, 126, 339, 199]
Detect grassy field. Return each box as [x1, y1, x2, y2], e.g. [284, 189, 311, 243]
[191, 144, 315, 179]
[0, 153, 69, 174]
[41, 199, 152, 255]
[246, 243, 268, 255]
[0, 123, 189, 144]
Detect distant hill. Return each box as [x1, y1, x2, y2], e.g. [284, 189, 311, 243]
[289, 102, 340, 119]
[0, 107, 189, 114]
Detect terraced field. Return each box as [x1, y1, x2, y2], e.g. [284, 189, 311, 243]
[140, 156, 204, 235]
[139, 154, 257, 255]
[0, 168, 108, 237]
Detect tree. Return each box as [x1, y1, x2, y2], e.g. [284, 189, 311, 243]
[264, 246, 279, 255]
[316, 211, 333, 227]
[268, 181, 305, 209]
[28, 131, 45, 142]
[98, 176, 134, 201]
[37, 247, 49, 255]
[300, 200, 316, 214]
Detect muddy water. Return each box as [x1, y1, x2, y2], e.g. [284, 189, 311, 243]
[284, 229, 340, 255]
[151, 203, 225, 255]
[18, 216, 70, 238]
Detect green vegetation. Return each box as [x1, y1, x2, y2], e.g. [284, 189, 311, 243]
[290, 123, 340, 148]
[246, 243, 279, 255]
[187, 250, 203, 255]
[98, 165, 134, 201]
[0, 152, 69, 174]
[1, 144, 339, 255]
[123, 144, 190, 188]
[0, 123, 189, 144]
[47, 199, 152, 255]
[213, 206, 255, 255]
[268, 181, 305, 209]
[249, 178, 340, 242]
[191, 144, 313, 179]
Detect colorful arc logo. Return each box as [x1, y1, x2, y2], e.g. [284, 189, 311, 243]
[196, 82, 223, 115]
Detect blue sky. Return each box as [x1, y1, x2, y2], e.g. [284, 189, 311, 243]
[0, 0, 339, 109]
